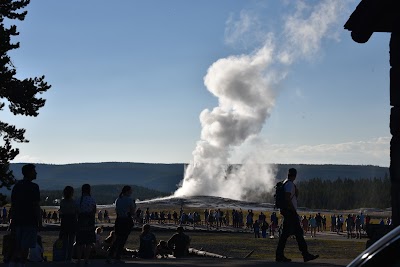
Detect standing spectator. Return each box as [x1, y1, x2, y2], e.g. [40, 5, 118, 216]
[331, 214, 337, 232]
[9, 164, 42, 267]
[3, 207, 7, 223]
[253, 220, 260, 238]
[52, 211, 58, 223]
[42, 209, 47, 224]
[315, 213, 322, 232]
[261, 221, 269, 238]
[360, 212, 365, 231]
[104, 210, 110, 223]
[246, 212, 253, 229]
[97, 210, 103, 223]
[309, 215, 317, 237]
[59, 186, 78, 262]
[259, 212, 266, 224]
[138, 224, 157, 259]
[346, 214, 354, 239]
[322, 215, 327, 231]
[355, 215, 362, 239]
[167, 226, 190, 258]
[106, 185, 136, 264]
[75, 184, 96, 266]
[301, 215, 309, 235]
[270, 212, 278, 237]
[275, 168, 319, 263]
[47, 211, 52, 223]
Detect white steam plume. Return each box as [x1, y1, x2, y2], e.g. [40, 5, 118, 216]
[174, 1, 348, 201]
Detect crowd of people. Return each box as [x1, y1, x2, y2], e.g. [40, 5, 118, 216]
[4, 164, 191, 266]
[3, 164, 394, 265]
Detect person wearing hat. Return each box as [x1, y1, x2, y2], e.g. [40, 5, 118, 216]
[167, 226, 190, 258]
[275, 168, 319, 263]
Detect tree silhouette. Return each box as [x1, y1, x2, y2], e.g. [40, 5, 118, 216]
[0, 0, 51, 205]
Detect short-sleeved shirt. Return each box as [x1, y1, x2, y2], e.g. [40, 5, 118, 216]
[284, 180, 297, 211]
[60, 199, 78, 215]
[115, 196, 136, 218]
[11, 179, 40, 226]
[76, 196, 96, 214]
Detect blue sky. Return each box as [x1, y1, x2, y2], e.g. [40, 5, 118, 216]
[5, 0, 391, 167]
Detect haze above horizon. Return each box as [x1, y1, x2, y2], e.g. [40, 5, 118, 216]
[6, 0, 390, 167]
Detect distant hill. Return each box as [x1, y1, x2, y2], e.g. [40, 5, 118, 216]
[40, 184, 168, 205]
[8, 162, 389, 194]
[9, 162, 184, 194]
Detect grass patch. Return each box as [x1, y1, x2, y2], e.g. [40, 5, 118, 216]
[1, 229, 366, 262]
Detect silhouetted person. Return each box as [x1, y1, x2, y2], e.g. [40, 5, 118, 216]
[75, 184, 96, 265]
[10, 164, 42, 267]
[59, 186, 78, 262]
[167, 226, 190, 258]
[138, 224, 156, 259]
[276, 168, 319, 263]
[106, 185, 136, 264]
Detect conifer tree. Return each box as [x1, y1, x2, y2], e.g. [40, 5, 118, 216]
[0, 0, 51, 205]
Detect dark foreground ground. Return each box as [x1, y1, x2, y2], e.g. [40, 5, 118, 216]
[0, 258, 353, 267]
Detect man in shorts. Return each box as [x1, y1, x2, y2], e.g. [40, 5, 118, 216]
[10, 164, 42, 267]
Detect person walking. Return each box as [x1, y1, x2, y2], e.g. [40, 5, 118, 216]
[275, 168, 319, 263]
[75, 184, 96, 266]
[9, 164, 42, 267]
[106, 185, 136, 264]
[59, 186, 78, 262]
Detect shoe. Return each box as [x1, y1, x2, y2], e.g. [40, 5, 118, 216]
[303, 253, 319, 262]
[276, 256, 292, 262]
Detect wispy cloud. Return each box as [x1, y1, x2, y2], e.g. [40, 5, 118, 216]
[234, 136, 390, 167]
[224, 10, 264, 49]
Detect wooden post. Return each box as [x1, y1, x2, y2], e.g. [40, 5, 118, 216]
[390, 32, 400, 226]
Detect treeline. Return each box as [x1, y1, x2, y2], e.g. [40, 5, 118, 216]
[40, 184, 169, 206]
[296, 177, 390, 210]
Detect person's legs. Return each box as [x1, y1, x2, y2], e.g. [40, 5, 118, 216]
[276, 215, 291, 259]
[66, 232, 75, 261]
[83, 244, 92, 263]
[15, 226, 37, 265]
[115, 234, 129, 260]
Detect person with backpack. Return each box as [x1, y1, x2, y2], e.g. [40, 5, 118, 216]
[275, 168, 319, 263]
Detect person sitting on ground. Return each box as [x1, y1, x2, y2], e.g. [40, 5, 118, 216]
[94, 227, 105, 256]
[156, 240, 172, 258]
[167, 226, 190, 258]
[102, 230, 116, 252]
[138, 224, 157, 259]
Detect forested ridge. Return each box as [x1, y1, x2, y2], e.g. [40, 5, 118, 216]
[39, 184, 169, 206]
[263, 176, 390, 210]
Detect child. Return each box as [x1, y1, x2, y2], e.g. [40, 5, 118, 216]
[261, 221, 269, 238]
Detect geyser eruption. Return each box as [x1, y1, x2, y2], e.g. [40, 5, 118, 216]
[174, 1, 348, 201]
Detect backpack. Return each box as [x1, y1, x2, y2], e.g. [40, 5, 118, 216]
[274, 180, 288, 210]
